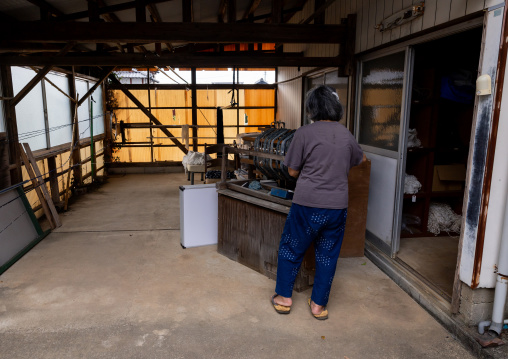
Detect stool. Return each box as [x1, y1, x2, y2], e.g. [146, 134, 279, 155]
[187, 164, 205, 185]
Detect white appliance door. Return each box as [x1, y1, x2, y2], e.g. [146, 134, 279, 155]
[179, 184, 218, 248]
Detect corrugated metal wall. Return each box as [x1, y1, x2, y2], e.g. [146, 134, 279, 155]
[277, 0, 504, 129]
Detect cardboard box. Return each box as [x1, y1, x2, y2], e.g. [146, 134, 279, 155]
[432, 164, 466, 192]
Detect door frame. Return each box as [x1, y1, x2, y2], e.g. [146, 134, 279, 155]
[355, 47, 414, 257]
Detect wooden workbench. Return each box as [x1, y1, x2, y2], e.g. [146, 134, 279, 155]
[217, 160, 371, 292]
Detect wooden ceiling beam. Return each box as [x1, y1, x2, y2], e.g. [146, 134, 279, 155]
[10, 42, 75, 107]
[95, 0, 147, 54]
[77, 67, 116, 106]
[0, 11, 18, 23]
[182, 0, 193, 22]
[242, 0, 262, 20]
[237, 6, 303, 23]
[218, 0, 226, 23]
[271, 0, 283, 24]
[147, 3, 174, 52]
[227, 0, 236, 23]
[25, 0, 63, 17]
[2, 22, 346, 44]
[135, 0, 147, 22]
[0, 53, 345, 68]
[58, 0, 174, 22]
[301, 0, 337, 24]
[284, 0, 308, 23]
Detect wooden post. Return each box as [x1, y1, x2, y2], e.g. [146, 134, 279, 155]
[47, 156, 61, 205]
[22, 143, 61, 228]
[0, 65, 22, 185]
[191, 68, 198, 152]
[69, 67, 82, 185]
[64, 98, 79, 211]
[18, 143, 57, 229]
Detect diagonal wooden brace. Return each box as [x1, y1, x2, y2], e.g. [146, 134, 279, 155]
[108, 75, 189, 154]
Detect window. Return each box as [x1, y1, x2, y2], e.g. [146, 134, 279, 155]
[303, 69, 349, 127]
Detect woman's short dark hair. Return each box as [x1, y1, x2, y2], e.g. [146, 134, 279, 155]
[305, 85, 343, 122]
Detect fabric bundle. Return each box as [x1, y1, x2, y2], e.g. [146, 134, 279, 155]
[427, 203, 462, 235]
[407, 128, 422, 148]
[404, 174, 422, 194]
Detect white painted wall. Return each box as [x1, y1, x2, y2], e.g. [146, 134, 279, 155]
[278, 0, 504, 129]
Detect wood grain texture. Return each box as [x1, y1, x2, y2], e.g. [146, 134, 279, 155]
[466, 0, 485, 14]
[382, 0, 393, 44]
[360, 0, 370, 52]
[367, 0, 377, 49]
[399, 0, 413, 37]
[217, 160, 371, 289]
[422, 0, 437, 29]
[355, 0, 363, 53]
[390, 0, 403, 41]
[374, 0, 385, 47]
[450, 0, 467, 20]
[435, 0, 452, 25]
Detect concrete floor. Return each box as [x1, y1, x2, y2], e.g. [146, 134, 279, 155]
[0, 173, 476, 359]
[398, 236, 459, 298]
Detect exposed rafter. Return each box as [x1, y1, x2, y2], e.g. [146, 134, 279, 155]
[218, 0, 227, 23]
[25, 0, 63, 17]
[242, 0, 262, 20]
[57, 0, 175, 22]
[147, 3, 174, 52]
[0, 11, 17, 23]
[10, 42, 75, 107]
[0, 52, 345, 68]
[301, 0, 337, 25]
[182, 0, 193, 22]
[227, 0, 236, 23]
[284, 0, 308, 23]
[271, 0, 283, 24]
[2, 22, 346, 44]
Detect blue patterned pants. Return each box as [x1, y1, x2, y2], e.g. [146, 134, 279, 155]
[275, 203, 348, 306]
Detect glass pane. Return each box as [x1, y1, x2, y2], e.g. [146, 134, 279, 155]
[359, 52, 405, 151]
[12, 67, 47, 150]
[238, 69, 276, 84]
[76, 79, 90, 139]
[91, 84, 105, 136]
[46, 72, 72, 147]
[304, 72, 348, 126]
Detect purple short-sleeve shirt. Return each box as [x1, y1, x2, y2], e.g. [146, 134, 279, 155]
[284, 121, 364, 209]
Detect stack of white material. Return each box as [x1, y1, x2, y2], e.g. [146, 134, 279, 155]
[404, 174, 422, 194]
[182, 151, 211, 172]
[427, 203, 462, 235]
[407, 128, 422, 148]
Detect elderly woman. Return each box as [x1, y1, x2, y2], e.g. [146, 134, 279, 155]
[271, 85, 366, 320]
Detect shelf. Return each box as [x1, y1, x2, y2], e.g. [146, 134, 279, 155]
[430, 190, 464, 198]
[403, 192, 427, 199]
[407, 147, 434, 154]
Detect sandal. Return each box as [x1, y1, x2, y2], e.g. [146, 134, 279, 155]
[308, 298, 328, 320]
[271, 294, 291, 314]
